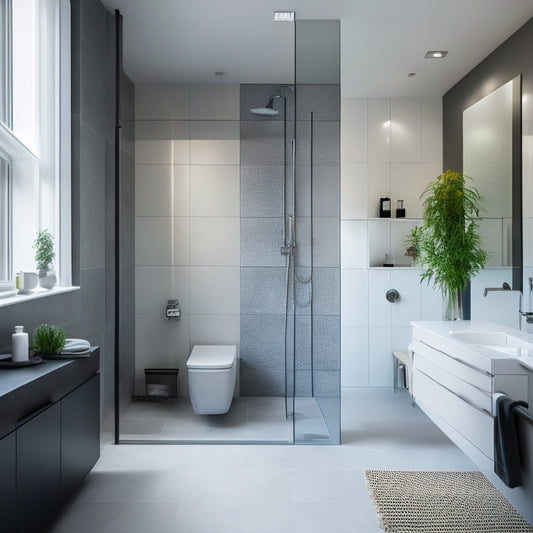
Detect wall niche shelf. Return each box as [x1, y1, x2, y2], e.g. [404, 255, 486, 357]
[367, 218, 422, 269]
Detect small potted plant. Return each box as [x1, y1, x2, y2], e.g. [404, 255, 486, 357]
[404, 226, 422, 266]
[32, 324, 66, 356]
[416, 170, 487, 320]
[33, 229, 57, 289]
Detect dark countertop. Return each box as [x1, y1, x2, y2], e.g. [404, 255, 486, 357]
[0, 347, 99, 439]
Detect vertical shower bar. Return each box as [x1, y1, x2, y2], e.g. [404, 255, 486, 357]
[282, 97, 287, 250]
[310, 111, 314, 397]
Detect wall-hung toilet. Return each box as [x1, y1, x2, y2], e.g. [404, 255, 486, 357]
[186, 345, 237, 415]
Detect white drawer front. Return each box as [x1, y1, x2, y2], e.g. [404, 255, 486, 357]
[411, 339, 492, 392]
[414, 352, 492, 413]
[413, 367, 494, 460]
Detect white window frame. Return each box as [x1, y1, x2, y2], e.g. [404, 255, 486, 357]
[0, 0, 71, 298]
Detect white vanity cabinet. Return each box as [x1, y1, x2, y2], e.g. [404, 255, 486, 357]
[411, 321, 529, 463]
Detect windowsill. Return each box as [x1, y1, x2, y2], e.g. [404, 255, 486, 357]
[0, 285, 80, 308]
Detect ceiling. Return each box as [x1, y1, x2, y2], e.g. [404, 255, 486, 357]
[100, 0, 533, 97]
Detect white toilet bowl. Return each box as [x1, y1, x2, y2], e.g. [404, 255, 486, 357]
[186, 345, 237, 415]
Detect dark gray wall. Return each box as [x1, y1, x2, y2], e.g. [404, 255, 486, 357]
[239, 84, 340, 399]
[443, 16, 533, 295]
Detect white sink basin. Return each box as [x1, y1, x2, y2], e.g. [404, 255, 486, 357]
[449, 330, 533, 356]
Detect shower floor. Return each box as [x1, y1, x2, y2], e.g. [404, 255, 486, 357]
[119, 396, 331, 443]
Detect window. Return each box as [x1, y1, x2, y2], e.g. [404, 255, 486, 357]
[0, 0, 70, 296]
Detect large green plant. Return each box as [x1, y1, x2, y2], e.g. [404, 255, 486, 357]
[418, 170, 487, 317]
[33, 229, 55, 271]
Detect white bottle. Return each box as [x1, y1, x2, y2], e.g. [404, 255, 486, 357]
[12, 325, 29, 362]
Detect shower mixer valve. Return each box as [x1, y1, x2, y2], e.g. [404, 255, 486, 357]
[166, 299, 181, 320]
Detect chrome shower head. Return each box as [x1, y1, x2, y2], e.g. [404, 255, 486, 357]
[250, 96, 279, 116]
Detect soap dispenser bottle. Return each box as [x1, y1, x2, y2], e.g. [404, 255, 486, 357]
[12, 325, 29, 362]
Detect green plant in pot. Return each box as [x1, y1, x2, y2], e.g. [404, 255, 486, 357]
[404, 226, 423, 266]
[417, 170, 487, 320]
[32, 324, 66, 355]
[33, 229, 57, 289]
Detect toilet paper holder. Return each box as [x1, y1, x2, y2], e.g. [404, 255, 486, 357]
[166, 299, 181, 320]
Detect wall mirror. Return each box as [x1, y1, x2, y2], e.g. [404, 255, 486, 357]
[463, 75, 522, 288]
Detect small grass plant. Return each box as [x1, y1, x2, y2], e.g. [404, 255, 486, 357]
[32, 324, 66, 354]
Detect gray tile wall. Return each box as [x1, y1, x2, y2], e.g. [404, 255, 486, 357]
[239, 84, 340, 398]
[71, 0, 114, 427]
[71, 0, 136, 430]
[0, 0, 132, 439]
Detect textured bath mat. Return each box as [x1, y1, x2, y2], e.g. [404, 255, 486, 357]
[364, 470, 533, 532]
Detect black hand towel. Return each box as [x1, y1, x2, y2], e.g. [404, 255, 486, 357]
[494, 395, 529, 488]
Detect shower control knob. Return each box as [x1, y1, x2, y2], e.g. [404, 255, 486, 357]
[386, 289, 400, 303]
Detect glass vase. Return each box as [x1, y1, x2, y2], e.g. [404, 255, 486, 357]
[442, 287, 463, 321]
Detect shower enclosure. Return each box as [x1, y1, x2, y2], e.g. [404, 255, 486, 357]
[117, 19, 340, 445]
[240, 20, 341, 444]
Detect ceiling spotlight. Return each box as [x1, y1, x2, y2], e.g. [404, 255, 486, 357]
[214, 71, 224, 76]
[274, 11, 295, 22]
[408, 72, 416, 77]
[425, 50, 448, 59]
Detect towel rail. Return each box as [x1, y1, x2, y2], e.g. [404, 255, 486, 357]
[515, 405, 533, 426]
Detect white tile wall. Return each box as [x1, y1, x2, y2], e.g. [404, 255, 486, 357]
[135, 313, 191, 395]
[190, 165, 240, 216]
[421, 98, 443, 163]
[190, 121, 240, 165]
[135, 266, 190, 316]
[134, 85, 241, 396]
[391, 98, 420, 163]
[341, 162, 367, 219]
[135, 164, 190, 217]
[190, 217, 240, 266]
[341, 326, 369, 386]
[340, 97, 368, 163]
[367, 163, 391, 217]
[341, 269, 369, 327]
[190, 266, 240, 315]
[368, 98, 391, 163]
[341, 96, 443, 387]
[368, 269, 392, 326]
[135, 84, 189, 120]
[135, 217, 190, 266]
[189, 84, 240, 120]
[368, 327, 392, 386]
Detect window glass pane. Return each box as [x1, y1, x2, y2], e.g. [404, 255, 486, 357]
[12, 0, 39, 154]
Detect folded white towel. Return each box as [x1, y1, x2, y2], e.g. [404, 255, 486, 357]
[61, 338, 91, 354]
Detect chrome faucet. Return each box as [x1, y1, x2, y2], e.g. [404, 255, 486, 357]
[483, 282, 511, 297]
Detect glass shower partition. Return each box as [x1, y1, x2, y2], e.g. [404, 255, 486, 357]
[291, 19, 341, 444]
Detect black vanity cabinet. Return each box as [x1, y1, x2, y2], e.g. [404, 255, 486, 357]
[16, 402, 61, 532]
[61, 373, 100, 501]
[0, 348, 100, 532]
[0, 431, 16, 533]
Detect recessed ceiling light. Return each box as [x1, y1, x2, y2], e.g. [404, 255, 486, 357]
[274, 11, 294, 22]
[425, 50, 448, 59]
[408, 72, 416, 77]
[214, 71, 224, 76]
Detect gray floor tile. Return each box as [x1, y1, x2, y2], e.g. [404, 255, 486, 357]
[50, 388, 477, 533]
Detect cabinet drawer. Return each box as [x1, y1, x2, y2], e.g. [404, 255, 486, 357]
[411, 339, 492, 392]
[413, 367, 494, 460]
[414, 350, 492, 413]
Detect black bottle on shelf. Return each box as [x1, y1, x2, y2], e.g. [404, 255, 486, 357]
[379, 197, 391, 218]
[396, 199, 405, 218]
